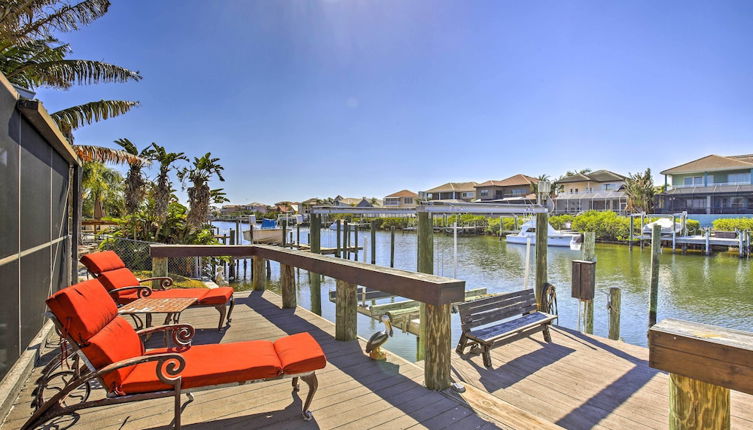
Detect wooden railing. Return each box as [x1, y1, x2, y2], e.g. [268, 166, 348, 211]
[150, 243, 466, 390]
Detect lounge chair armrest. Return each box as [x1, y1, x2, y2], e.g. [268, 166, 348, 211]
[139, 277, 174, 290]
[109, 285, 153, 299]
[91, 353, 186, 390]
[136, 324, 194, 346]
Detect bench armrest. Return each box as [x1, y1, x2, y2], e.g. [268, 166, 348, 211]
[136, 324, 194, 346]
[109, 285, 152, 299]
[139, 277, 174, 290]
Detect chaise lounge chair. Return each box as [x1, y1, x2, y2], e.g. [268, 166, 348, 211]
[80, 251, 235, 331]
[24, 278, 327, 429]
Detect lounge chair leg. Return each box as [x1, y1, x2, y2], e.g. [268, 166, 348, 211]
[292, 376, 300, 392]
[300, 373, 318, 421]
[226, 298, 234, 324]
[174, 383, 182, 430]
[214, 304, 227, 332]
[543, 325, 552, 343]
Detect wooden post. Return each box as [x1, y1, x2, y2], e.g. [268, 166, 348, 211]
[296, 223, 300, 246]
[648, 223, 661, 328]
[534, 212, 548, 310]
[371, 220, 377, 264]
[354, 226, 359, 261]
[640, 213, 645, 249]
[282, 219, 287, 247]
[335, 279, 357, 341]
[390, 227, 396, 268]
[335, 220, 342, 258]
[281, 263, 295, 309]
[608, 287, 621, 340]
[629, 215, 634, 249]
[672, 214, 677, 253]
[417, 211, 434, 362]
[669, 374, 729, 430]
[705, 228, 711, 256]
[344, 221, 350, 259]
[424, 303, 451, 390]
[229, 229, 236, 280]
[582, 231, 595, 334]
[309, 214, 322, 315]
[152, 257, 167, 290]
[252, 256, 265, 291]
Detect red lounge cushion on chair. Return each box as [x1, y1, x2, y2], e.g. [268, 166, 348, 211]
[46, 279, 118, 344]
[80, 251, 126, 275]
[274, 333, 327, 374]
[98, 267, 141, 291]
[197, 287, 233, 305]
[121, 341, 282, 393]
[81, 316, 144, 392]
[151, 288, 208, 301]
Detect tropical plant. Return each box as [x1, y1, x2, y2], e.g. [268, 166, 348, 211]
[210, 188, 230, 205]
[177, 153, 225, 229]
[81, 161, 122, 219]
[113, 138, 151, 214]
[624, 168, 655, 213]
[143, 143, 187, 225]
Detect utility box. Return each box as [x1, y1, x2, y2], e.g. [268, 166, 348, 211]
[571, 260, 596, 300]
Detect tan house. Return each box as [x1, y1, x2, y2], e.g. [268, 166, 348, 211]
[554, 170, 627, 214]
[423, 182, 478, 202]
[384, 190, 419, 208]
[475, 174, 538, 203]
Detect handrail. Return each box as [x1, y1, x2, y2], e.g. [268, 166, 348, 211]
[149, 244, 465, 306]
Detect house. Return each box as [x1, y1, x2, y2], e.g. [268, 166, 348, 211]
[384, 190, 419, 209]
[423, 182, 478, 202]
[356, 197, 382, 208]
[475, 174, 538, 204]
[554, 170, 627, 214]
[334, 195, 363, 206]
[657, 154, 753, 214]
[220, 202, 268, 215]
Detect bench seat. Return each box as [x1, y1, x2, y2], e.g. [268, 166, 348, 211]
[467, 311, 558, 343]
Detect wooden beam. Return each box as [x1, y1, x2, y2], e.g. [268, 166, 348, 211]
[252, 256, 265, 291]
[534, 213, 548, 310]
[335, 279, 357, 341]
[280, 263, 295, 309]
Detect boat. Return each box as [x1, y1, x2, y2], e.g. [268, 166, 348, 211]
[642, 218, 682, 235]
[505, 219, 581, 248]
[242, 218, 284, 243]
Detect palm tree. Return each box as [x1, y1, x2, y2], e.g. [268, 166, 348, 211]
[624, 168, 655, 213]
[144, 143, 187, 225]
[114, 138, 151, 214]
[177, 153, 225, 229]
[81, 161, 122, 219]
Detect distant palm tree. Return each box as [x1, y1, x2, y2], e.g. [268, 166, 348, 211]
[81, 161, 121, 219]
[624, 168, 655, 213]
[114, 138, 151, 214]
[144, 143, 187, 225]
[178, 153, 225, 229]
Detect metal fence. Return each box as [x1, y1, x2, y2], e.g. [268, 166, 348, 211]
[97, 236, 208, 279]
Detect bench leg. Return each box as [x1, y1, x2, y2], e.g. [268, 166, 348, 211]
[214, 304, 227, 332]
[482, 346, 492, 368]
[301, 373, 318, 421]
[543, 324, 552, 343]
[456, 333, 469, 354]
[174, 382, 182, 430]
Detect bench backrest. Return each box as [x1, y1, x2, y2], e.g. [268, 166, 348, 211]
[457, 289, 537, 332]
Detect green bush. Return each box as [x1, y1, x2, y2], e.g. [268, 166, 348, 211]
[549, 214, 574, 230]
[712, 218, 753, 231]
[571, 211, 630, 241]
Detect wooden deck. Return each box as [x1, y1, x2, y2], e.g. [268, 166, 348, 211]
[2, 291, 544, 430]
[447, 325, 753, 429]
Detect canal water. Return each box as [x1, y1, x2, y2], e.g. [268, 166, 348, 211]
[213, 222, 753, 362]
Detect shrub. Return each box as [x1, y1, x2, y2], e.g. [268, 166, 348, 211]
[712, 218, 753, 231]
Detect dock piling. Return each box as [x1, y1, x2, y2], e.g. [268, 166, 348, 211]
[648, 223, 661, 328]
[310, 214, 322, 315]
[535, 213, 549, 310]
[582, 232, 595, 334]
[608, 287, 621, 340]
[390, 227, 395, 268]
[336, 220, 342, 258]
[371, 220, 377, 264]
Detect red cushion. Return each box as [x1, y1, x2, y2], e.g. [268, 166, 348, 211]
[273, 333, 327, 374]
[80, 316, 144, 392]
[80, 251, 126, 275]
[120, 341, 282, 393]
[197, 287, 233, 305]
[98, 268, 141, 292]
[46, 279, 117, 344]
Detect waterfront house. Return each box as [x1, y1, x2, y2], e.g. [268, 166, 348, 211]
[334, 195, 363, 206]
[357, 197, 382, 208]
[657, 154, 753, 214]
[220, 202, 269, 215]
[475, 174, 538, 204]
[383, 189, 419, 209]
[423, 182, 478, 202]
[553, 170, 627, 214]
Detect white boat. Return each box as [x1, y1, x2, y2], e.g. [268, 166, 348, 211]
[505, 219, 581, 248]
[642, 218, 682, 235]
[242, 218, 283, 243]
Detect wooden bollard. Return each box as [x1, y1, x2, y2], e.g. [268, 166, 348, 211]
[424, 303, 451, 390]
[280, 263, 295, 309]
[669, 374, 729, 430]
[608, 287, 621, 340]
[335, 220, 342, 258]
[582, 231, 596, 334]
[343, 221, 350, 259]
[335, 279, 357, 341]
[252, 256, 265, 291]
[354, 226, 359, 261]
[648, 223, 661, 328]
[390, 227, 395, 268]
[229, 229, 236, 280]
[416, 212, 434, 362]
[370, 220, 377, 264]
[310, 214, 322, 315]
[534, 212, 549, 310]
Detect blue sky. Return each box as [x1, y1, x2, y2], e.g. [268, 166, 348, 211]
[37, 0, 753, 204]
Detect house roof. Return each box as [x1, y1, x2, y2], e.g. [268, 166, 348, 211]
[475, 174, 539, 188]
[557, 170, 626, 184]
[425, 182, 478, 193]
[660, 154, 753, 175]
[385, 189, 418, 198]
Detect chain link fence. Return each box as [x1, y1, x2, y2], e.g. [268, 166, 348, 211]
[96, 236, 211, 280]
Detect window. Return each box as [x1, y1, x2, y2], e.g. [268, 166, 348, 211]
[462, 191, 474, 198]
[683, 176, 704, 186]
[511, 188, 526, 196]
[729, 173, 751, 184]
[479, 190, 489, 198]
[403, 197, 413, 204]
[603, 183, 613, 191]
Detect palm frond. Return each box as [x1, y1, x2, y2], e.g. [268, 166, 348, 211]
[7, 58, 141, 88]
[51, 99, 139, 131]
[0, 0, 109, 46]
[73, 144, 147, 166]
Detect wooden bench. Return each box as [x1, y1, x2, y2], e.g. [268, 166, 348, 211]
[455, 289, 557, 368]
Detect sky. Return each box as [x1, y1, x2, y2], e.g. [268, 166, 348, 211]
[36, 0, 753, 204]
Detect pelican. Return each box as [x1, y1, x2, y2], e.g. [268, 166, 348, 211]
[365, 315, 393, 360]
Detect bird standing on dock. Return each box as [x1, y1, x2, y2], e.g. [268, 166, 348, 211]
[365, 315, 393, 360]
